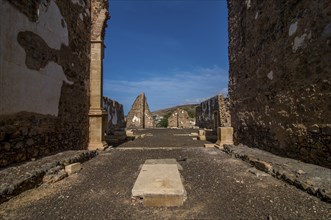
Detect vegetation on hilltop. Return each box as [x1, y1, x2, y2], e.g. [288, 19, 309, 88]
[152, 104, 198, 118]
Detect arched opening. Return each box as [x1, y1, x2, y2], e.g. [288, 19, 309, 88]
[88, 0, 110, 150]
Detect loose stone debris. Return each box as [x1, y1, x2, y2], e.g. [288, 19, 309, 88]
[221, 144, 331, 203]
[204, 144, 216, 148]
[0, 150, 97, 204]
[65, 163, 82, 175]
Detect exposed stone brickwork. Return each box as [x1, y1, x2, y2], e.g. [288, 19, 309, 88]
[88, 0, 110, 150]
[103, 97, 126, 133]
[168, 108, 192, 128]
[228, 0, 331, 168]
[0, 0, 97, 167]
[196, 95, 231, 129]
[126, 93, 154, 129]
[91, 0, 109, 41]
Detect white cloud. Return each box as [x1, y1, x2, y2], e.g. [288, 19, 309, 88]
[104, 65, 228, 113]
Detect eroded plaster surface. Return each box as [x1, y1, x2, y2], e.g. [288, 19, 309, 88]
[1, 0, 92, 166]
[133, 116, 140, 123]
[289, 21, 298, 36]
[102, 97, 125, 133]
[0, 1, 72, 116]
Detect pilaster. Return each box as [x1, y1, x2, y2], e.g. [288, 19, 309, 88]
[88, 40, 108, 150]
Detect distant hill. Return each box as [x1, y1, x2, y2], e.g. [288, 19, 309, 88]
[152, 104, 198, 118]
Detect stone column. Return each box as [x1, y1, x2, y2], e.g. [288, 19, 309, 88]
[216, 127, 234, 148]
[88, 40, 108, 150]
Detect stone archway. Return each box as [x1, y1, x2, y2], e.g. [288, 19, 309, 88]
[88, 0, 110, 150]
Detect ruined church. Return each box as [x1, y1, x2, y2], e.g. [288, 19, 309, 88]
[0, 0, 330, 170]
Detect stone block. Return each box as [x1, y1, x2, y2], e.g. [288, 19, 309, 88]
[199, 129, 205, 136]
[215, 145, 224, 150]
[204, 144, 215, 148]
[252, 160, 273, 173]
[132, 161, 186, 207]
[126, 130, 134, 137]
[216, 127, 233, 146]
[65, 163, 82, 175]
[198, 130, 206, 140]
[198, 135, 206, 141]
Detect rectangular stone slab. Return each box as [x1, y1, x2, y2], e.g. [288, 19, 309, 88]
[145, 159, 177, 165]
[132, 163, 186, 207]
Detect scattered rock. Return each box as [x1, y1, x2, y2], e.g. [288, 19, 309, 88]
[220, 144, 331, 203]
[248, 168, 269, 178]
[65, 162, 82, 175]
[252, 160, 273, 173]
[281, 172, 296, 184]
[43, 169, 67, 183]
[46, 165, 63, 175]
[296, 169, 305, 175]
[0, 150, 96, 204]
[307, 186, 319, 195]
[204, 144, 215, 148]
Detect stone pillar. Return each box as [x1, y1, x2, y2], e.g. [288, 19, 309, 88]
[216, 127, 234, 148]
[88, 40, 108, 150]
[198, 129, 206, 141]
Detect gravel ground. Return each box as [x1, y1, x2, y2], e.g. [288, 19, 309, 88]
[119, 128, 208, 148]
[0, 129, 330, 220]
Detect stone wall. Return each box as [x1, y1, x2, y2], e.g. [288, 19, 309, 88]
[0, 0, 102, 167]
[196, 95, 231, 129]
[168, 108, 192, 128]
[228, 0, 331, 168]
[103, 97, 126, 133]
[126, 93, 154, 129]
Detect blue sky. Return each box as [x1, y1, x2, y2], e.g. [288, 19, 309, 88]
[103, 0, 229, 114]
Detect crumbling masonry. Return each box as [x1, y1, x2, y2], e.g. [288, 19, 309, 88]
[196, 95, 231, 130]
[1, 0, 330, 170]
[126, 93, 154, 129]
[228, 0, 331, 168]
[103, 97, 126, 133]
[168, 108, 192, 128]
[0, 0, 110, 166]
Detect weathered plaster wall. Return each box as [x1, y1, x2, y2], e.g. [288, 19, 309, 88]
[168, 108, 192, 128]
[126, 93, 154, 129]
[103, 97, 125, 133]
[196, 95, 231, 129]
[228, 0, 331, 168]
[0, 0, 94, 167]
